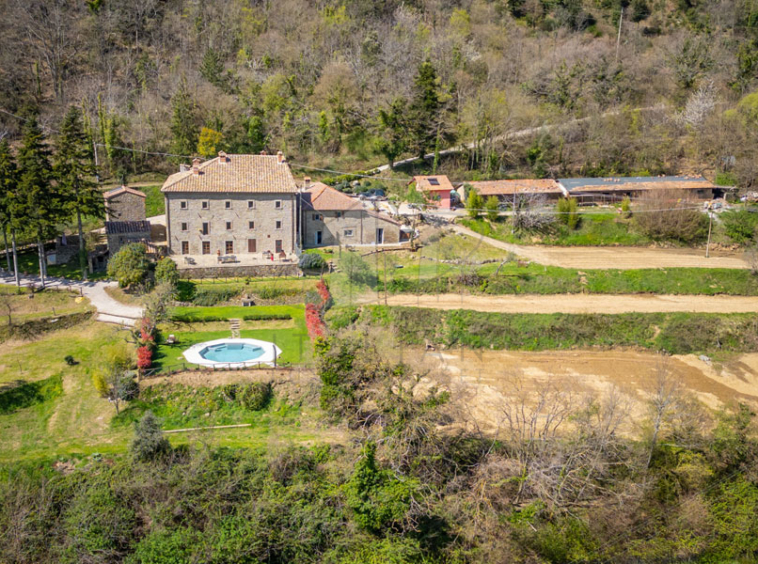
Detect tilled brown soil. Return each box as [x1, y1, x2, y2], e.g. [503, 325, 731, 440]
[409, 348, 758, 436]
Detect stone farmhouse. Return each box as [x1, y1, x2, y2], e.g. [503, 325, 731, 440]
[300, 180, 402, 247]
[161, 152, 299, 274]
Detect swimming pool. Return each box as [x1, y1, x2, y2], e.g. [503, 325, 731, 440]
[182, 338, 282, 369]
[200, 342, 265, 363]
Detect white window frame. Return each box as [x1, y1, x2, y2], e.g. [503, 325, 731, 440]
[248, 200, 256, 209]
[343, 229, 354, 238]
[274, 200, 282, 209]
[201, 200, 209, 210]
[179, 200, 188, 210]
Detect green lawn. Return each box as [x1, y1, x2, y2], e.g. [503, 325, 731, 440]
[142, 185, 165, 217]
[158, 304, 312, 371]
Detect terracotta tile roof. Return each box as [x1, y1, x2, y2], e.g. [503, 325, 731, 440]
[412, 175, 454, 192]
[103, 186, 146, 199]
[161, 154, 297, 194]
[560, 176, 715, 193]
[467, 179, 562, 196]
[105, 221, 151, 234]
[302, 182, 363, 211]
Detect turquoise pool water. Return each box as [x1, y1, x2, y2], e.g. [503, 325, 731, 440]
[199, 343, 265, 363]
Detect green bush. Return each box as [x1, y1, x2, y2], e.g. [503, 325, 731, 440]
[485, 196, 500, 222]
[557, 197, 580, 229]
[154, 257, 179, 287]
[130, 410, 171, 461]
[107, 243, 150, 288]
[220, 382, 272, 411]
[722, 209, 758, 244]
[299, 253, 327, 270]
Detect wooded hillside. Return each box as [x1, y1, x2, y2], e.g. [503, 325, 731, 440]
[1, 0, 758, 183]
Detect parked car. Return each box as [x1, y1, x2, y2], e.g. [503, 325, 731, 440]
[360, 188, 386, 201]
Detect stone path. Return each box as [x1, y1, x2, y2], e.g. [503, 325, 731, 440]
[0, 274, 143, 326]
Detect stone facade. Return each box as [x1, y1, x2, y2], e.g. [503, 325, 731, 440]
[105, 190, 146, 221]
[166, 192, 297, 257]
[303, 209, 401, 247]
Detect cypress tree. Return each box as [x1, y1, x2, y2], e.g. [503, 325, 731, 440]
[55, 106, 104, 280]
[170, 80, 200, 160]
[0, 140, 19, 285]
[17, 110, 63, 287]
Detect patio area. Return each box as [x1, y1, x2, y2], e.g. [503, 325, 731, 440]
[176, 252, 299, 270]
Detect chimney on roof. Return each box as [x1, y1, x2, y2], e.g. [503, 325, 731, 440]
[303, 176, 311, 188]
[179, 164, 189, 172]
[277, 151, 284, 164]
[260, 150, 267, 155]
[192, 157, 202, 175]
[218, 151, 228, 163]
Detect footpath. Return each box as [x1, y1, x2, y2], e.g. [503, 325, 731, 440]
[0, 274, 143, 326]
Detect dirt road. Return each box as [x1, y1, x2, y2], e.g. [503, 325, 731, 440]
[359, 293, 758, 314]
[452, 224, 749, 270]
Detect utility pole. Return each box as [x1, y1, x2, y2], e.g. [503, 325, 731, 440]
[705, 204, 713, 258]
[615, 6, 624, 64]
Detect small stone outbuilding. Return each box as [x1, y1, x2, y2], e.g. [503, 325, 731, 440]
[104, 186, 147, 221]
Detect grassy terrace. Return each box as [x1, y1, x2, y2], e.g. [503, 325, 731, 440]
[0, 285, 94, 324]
[329, 305, 758, 356]
[157, 305, 311, 371]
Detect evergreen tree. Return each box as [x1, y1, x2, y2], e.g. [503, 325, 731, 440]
[170, 81, 200, 160]
[408, 60, 441, 159]
[375, 98, 408, 169]
[0, 140, 19, 285]
[55, 106, 105, 280]
[17, 110, 63, 287]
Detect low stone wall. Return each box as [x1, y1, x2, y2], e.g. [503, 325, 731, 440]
[179, 264, 302, 279]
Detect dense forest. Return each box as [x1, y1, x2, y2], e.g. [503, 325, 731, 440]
[1, 0, 758, 184]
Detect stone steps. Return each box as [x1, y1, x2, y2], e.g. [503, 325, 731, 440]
[230, 318, 241, 338]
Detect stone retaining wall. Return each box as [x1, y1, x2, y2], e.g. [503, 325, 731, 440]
[179, 264, 302, 279]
